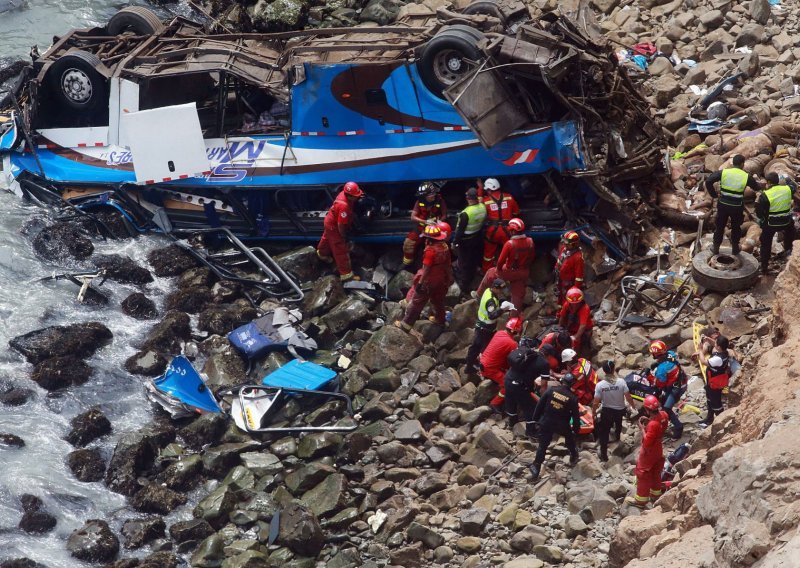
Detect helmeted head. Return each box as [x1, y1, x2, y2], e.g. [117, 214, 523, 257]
[731, 154, 745, 168]
[566, 287, 584, 305]
[506, 317, 523, 334]
[561, 372, 576, 388]
[643, 394, 660, 411]
[562, 230, 580, 247]
[484, 178, 501, 192]
[436, 220, 452, 240]
[708, 355, 724, 368]
[465, 187, 479, 203]
[343, 181, 364, 198]
[508, 218, 525, 234]
[418, 181, 439, 202]
[561, 348, 577, 364]
[649, 339, 667, 359]
[491, 278, 506, 292]
[423, 224, 446, 241]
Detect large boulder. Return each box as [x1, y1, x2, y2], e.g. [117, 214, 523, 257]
[303, 275, 346, 316]
[357, 325, 422, 371]
[165, 285, 214, 314]
[121, 516, 165, 549]
[66, 407, 112, 447]
[105, 431, 158, 497]
[31, 222, 93, 263]
[200, 335, 248, 390]
[67, 448, 106, 482]
[322, 297, 370, 334]
[131, 483, 188, 514]
[18, 495, 56, 534]
[274, 246, 320, 283]
[67, 519, 120, 563]
[10, 322, 112, 364]
[93, 254, 153, 285]
[30, 356, 92, 390]
[139, 311, 192, 355]
[124, 350, 167, 376]
[121, 293, 158, 320]
[147, 245, 197, 277]
[198, 302, 258, 336]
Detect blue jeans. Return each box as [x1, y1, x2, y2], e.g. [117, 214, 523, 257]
[661, 385, 685, 432]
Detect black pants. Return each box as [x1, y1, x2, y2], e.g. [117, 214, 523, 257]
[466, 324, 494, 367]
[505, 380, 536, 425]
[534, 425, 578, 465]
[760, 223, 795, 272]
[596, 407, 625, 458]
[456, 233, 483, 292]
[713, 203, 744, 253]
[704, 384, 724, 423]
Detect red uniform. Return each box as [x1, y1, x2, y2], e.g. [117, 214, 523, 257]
[317, 191, 356, 279]
[481, 191, 520, 272]
[477, 235, 534, 309]
[555, 245, 584, 304]
[569, 358, 597, 405]
[403, 197, 447, 266]
[402, 241, 453, 325]
[634, 410, 669, 505]
[480, 330, 518, 407]
[558, 300, 594, 355]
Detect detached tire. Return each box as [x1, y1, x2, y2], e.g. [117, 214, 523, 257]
[418, 26, 485, 98]
[463, 0, 507, 23]
[692, 249, 760, 292]
[107, 6, 164, 36]
[46, 51, 107, 112]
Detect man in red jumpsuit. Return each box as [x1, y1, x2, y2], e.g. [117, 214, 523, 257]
[558, 287, 593, 356]
[317, 181, 364, 281]
[403, 181, 447, 269]
[475, 218, 534, 310]
[481, 178, 520, 272]
[555, 230, 584, 305]
[626, 394, 669, 508]
[480, 317, 522, 410]
[396, 223, 453, 330]
[559, 350, 597, 406]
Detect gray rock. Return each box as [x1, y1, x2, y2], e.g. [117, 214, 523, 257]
[357, 325, 422, 371]
[407, 522, 445, 549]
[564, 514, 589, 538]
[105, 431, 158, 497]
[11, 322, 113, 365]
[510, 526, 548, 552]
[194, 485, 237, 528]
[388, 541, 423, 567]
[652, 75, 682, 109]
[473, 426, 512, 458]
[121, 516, 165, 549]
[124, 349, 167, 377]
[414, 472, 449, 496]
[297, 432, 343, 459]
[443, 383, 477, 409]
[286, 462, 336, 494]
[190, 534, 225, 568]
[67, 448, 105, 482]
[131, 483, 187, 515]
[387, 270, 414, 301]
[648, 57, 674, 76]
[275, 246, 320, 283]
[66, 407, 111, 447]
[303, 275, 346, 317]
[140, 311, 192, 355]
[699, 9, 723, 27]
[169, 519, 215, 544]
[750, 0, 771, 24]
[459, 508, 489, 536]
[366, 368, 400, 391]
[198, 302, 258, 336]
[533, 545, 563, 563]
[278, 502, 324, 556]
[67, 519, 119, 563]
[322, 297, 369, 334]
[221, 550, 270, 568]
[300, 473, 347, 518]
[736, 23, 765, 47]
[179, 414, 228, 451]
[202, 442, 260, 477]
[434, 545, 455, 563]
[394, 419, 428, 443]
[155, 454, 203, 492]
[340, 364, 370, 396]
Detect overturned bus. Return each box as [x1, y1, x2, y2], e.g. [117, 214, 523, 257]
[0, 3, 665, 252]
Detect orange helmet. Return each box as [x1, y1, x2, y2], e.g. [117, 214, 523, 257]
[436, 220, 452, 240]
[343, 181, 363, 197]
[565, 287, 584, 304]
[424, 224, 446, 241]
[506, 317, 523, 333]
[562, 230, 579, 244]
[508, 218, 525, 233]
[649, 340, 667, 357]
[643, 394, 660, 411]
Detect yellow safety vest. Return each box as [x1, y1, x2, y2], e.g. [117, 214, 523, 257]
[477, 288, 498, 325]
[765, 184, 793, 226]
[463, 203, 487, 235]
[719, 167, 748, 205]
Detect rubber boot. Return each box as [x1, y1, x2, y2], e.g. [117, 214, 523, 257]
[530, 463, 541, 480]
[569, 451, 579, 467]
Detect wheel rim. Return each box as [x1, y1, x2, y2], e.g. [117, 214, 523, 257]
[432, 49, 473, 86]
[61, 68, 93, 105]
[708, 253, 743, 271]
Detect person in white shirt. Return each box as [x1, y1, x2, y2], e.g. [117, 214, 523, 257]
[592, 360, 635, 462]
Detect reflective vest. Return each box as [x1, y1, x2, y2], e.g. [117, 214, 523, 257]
[477, 288, 499, 326]
[462, 203, 487, 235]
[719, 167, 748, 206]
[765, 184, 793, 226]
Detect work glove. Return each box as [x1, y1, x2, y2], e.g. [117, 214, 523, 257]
[500, 301, 515, 311]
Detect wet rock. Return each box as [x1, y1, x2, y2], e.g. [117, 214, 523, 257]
[169, 518, 215, 544]
[0, 559, 47, 568]
[240, 452, 283, 477]
[140, 311, 192, 355]
[0, 387, 33, 406]
[285, 462, 336, 494]
[279, 501, 324, 556]
[121, 293, 158, 320]
[30, 356, 92, 391]
[165, 285, 214, 314]
[322, 297, 369, 334]
[297, 432, 343, 459]
[191, 533, 225, 568]
[31, 222, 93, 262]
[203, 442, 260, 477]
[222, 550, 270, 567]
[93, 254, 154, 285]
[340, 364, 370, 396]
[122, 516, 166, 549]
[10, 322, 112, 364]
[66, 407, 112, 447]
[131, 483, 187, 514]
[67, 448, 106, 482]
[301, 473, 346, 517]
[386, 270, 414, 301]
[67, 519, 120, 563]
[198, 302, 258, 335]
[0, 434, 24, 448]
[105, 431, 158, 497]
[179, 267, 215, 288]
[194, 484, 237, 528]
[275, 246, 320, 283]
[18, 495, 56, 534]
[200, 335, 248, 390]
[413, 392, 441, 420]
[124, 349, 167, 377]
[357, 324, 422, 371]
[303, 275, 346, 316]
[154, 454, 203, 491]
[140, 551, 180, 568]
[147, 245, 198, 277]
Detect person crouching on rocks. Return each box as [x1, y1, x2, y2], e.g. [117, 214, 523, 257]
[504, 336, 550, 437]
[529, 372, 581, 480]
[626, 394, 668, 509]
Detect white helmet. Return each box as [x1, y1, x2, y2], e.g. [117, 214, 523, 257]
[708, 356, 724, 368]
[561, 348, 577, 363]
[484, 178, 500, 191]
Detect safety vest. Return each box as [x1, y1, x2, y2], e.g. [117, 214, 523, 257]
[477, 288, 498, 325]
[719, 167, 748, 206]
[462, 203, 487, 235]
[765, 184, 793, 226]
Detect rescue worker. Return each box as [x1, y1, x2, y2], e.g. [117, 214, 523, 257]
[555, 230, 584, 305]
[697, 335, 731, 427]
[480, 317, 523, 411]
[705, 154, 761, 255]
[558, 287, 593, 356]
[480, 178, 520, 272]
[316, 181, 364, 281]
[560, 349, 598, 406]
[476, 218, 534, 310]
[540, 329, 572, 357]
[756, 172, 795, 275]
[504, 336, 551, 436]
[592, 360, 635, 462]
[396, 223, 453, 330]
[465, 278, 515, 373]
[646, 340, 686, 439]
[452, 187, 487, 292]
[529, 372, 581, 480]
[625, 394, 668, 508]
[403, 181, 447, 269]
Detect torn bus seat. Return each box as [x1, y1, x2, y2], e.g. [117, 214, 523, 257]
[228, 307, 317, 362]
